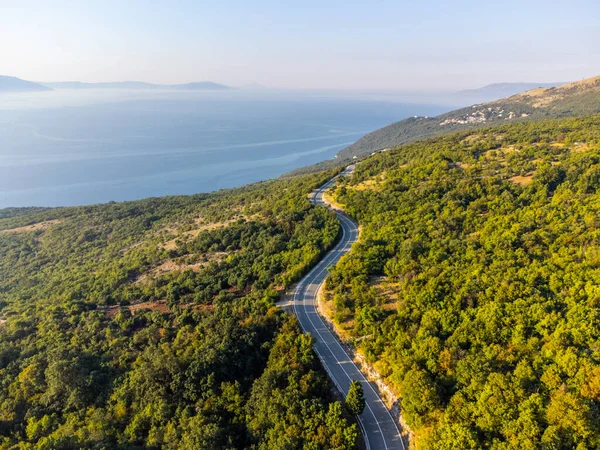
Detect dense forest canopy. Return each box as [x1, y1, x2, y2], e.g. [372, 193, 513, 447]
[0, 170, 360, 449]
[327, 115, 600, 449]
[4, 105, 600, 450]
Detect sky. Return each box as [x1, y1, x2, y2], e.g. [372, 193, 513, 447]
[1, 0, 599, 91]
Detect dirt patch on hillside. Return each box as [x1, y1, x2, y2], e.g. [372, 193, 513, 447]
[103, 300, 216, 318]
[161, 219, 236, 250]
[571, 143, 591, 153]
[464, 134, 484, 144]
[135, 252, 228, 284]
[455, 162, 473, 169]
[509, 173, 535, 186]
[103, 300, 170, 318]
[0, 219, 62, 234]
[353, 178, 381, 191]
[488, 146, 518, 157]
[369, 276, 400, 312]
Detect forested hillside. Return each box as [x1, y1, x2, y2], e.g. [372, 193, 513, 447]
[0, 170, 359, 449]
[338, 75, 600, 160]
[327, 115, 600, 449]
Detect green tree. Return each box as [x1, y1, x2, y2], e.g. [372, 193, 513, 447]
[345, 380, 365, 415]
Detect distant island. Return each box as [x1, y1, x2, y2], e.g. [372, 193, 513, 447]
[0, 75, 234, 92]
[0, 75, 53, 93]
[40, 80, 233, 90]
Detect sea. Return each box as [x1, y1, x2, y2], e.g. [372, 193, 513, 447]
[0, 89, 449, 208]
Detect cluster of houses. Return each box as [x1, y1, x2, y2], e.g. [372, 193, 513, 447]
[439, 106, 530, 126]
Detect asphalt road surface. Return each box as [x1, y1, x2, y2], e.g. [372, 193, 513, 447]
[293, 166, 407, 450]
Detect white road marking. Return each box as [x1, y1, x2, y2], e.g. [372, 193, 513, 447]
[291, 168, 406, 450]
[312, 215, 405, 450]
[299, 216, 394, 449]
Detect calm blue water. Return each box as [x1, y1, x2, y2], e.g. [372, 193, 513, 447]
[0, 90, 447, 207]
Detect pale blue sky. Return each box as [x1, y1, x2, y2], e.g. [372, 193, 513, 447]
[1, 0, 599, 90]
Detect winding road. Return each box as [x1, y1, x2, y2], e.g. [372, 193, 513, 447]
[293, 166, 407, 450]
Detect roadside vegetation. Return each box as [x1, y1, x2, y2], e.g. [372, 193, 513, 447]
[0, 169, 360, 449]
[327, 115, 600, 449]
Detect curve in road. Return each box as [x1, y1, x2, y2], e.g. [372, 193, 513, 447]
[293, 166, 407, 450]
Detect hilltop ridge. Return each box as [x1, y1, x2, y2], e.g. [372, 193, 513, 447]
[338, 75, 600, 160]
[453, 81, 563, 102]
[0, 75, 53, 93]
[41, 80, 232, 90]
[507, 75, 600, 107]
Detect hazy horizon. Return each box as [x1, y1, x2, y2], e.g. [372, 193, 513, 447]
[2, 0, 599, 91]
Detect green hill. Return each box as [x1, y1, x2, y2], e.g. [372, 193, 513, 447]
[0, 171, 358, 449]
[338, 75, 600, 160]
[326, 115, 600, 449]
